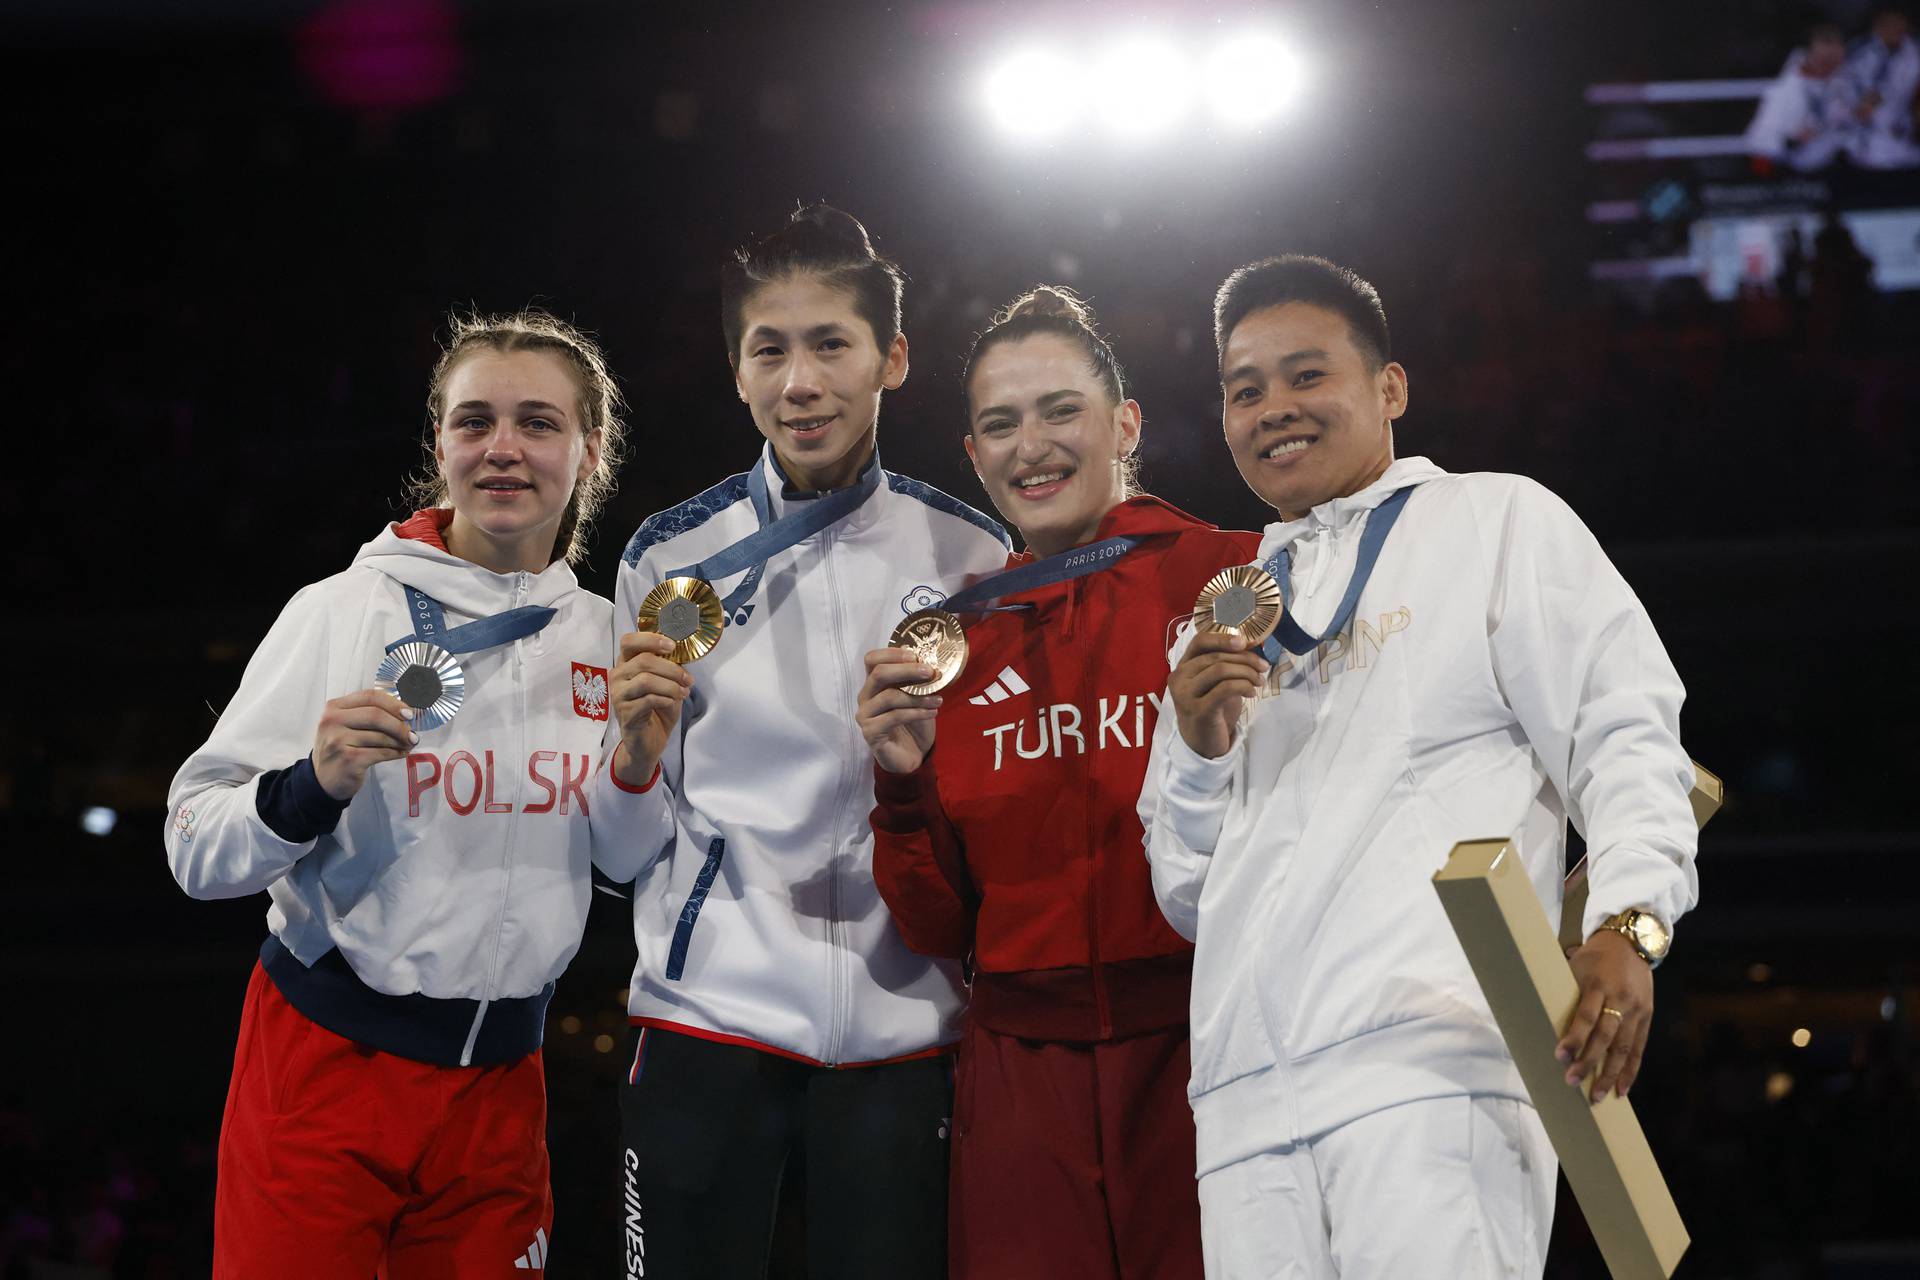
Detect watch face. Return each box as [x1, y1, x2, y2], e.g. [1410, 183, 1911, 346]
[1631, 911, 1672, 958]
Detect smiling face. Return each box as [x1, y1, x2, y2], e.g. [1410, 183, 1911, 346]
[435, 348, 599, 574]
[965, 333, 1141, 557]
[733, 271, 908, 492]
[1220, 302, 1407, 520]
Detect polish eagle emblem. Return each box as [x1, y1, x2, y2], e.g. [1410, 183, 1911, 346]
[570, 662, 609, 720]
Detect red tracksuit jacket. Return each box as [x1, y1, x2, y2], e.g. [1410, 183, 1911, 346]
[871, 497, 1261, 1043]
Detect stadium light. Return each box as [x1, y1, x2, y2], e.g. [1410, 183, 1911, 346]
[1203, 33, 1302, 128]
[81, 805, 118, 837]
[983, 32, 1306, 142]
[982, 48, 1087, 141]
[1093, 37, 1193, 140]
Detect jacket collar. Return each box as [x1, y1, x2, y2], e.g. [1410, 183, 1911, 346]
[356, 510, 580, 618]
[1255, 456, 1447, 562]
[1006, 494, 1221, 568]
[760, 440, 885, 526]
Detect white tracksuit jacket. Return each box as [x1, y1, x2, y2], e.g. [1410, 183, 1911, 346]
[165, 517, 626, 1065]
[592, 446, 1010, 1066]
[1139, 457, 1700, 1175]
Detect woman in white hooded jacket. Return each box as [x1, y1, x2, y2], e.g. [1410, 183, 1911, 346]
[1141, 257, 1699, 1279]
[164, 311, 640, 1279]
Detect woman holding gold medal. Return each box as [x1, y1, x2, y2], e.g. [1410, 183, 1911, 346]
[855, 287, 1261, 1280]
[164, 312, 628, 1276]
[590, 204, 1009, 1277]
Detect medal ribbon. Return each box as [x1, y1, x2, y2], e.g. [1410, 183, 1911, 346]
[940, 534, 1143, 615]
[385, 585, 557, 655]
[667, 452, 883, 615]
[1258, 484, 1417, 661]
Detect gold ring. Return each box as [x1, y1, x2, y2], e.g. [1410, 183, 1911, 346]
[1601, 1006, 1625, 1020]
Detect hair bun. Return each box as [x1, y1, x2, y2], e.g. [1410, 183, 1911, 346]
[788, 202, 876, 255]
[999, 284, 1096, 328]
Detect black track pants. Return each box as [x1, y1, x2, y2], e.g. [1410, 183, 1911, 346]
[615, 1024, 951, 1279]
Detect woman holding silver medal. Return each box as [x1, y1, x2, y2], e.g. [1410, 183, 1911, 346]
[855, 286, 1261, 1280]
[164, 311, 628, 1277]
[590, 204, 1010, 1277]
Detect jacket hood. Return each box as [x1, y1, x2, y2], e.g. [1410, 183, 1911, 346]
[1255, 456, 1448, 563]
[352, 509, 582, 621]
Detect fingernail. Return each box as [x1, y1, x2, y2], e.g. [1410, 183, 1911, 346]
[401, 707, 415, 720]
[409, 731, 419, 745]
[1593, 1088, 1609, 1103]
[1555, 1047, 1571, 1063]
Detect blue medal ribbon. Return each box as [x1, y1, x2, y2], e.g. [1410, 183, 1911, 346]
[1259, 484, 1417, 661]
[940, 534, 1143, 615]
[667, 452, 883, 615]
[385, 585, 556, 655]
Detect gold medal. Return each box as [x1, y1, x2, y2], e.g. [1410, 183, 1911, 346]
[1192, 565, 1284, 645]
[637, 576, 725, 664]
[889, 608, 968, 696]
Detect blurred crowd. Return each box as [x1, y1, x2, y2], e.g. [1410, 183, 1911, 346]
[1746, 6, 1920, 172]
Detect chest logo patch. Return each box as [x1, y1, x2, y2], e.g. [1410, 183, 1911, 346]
[901, 585, 947, 614]
[571, 663, 609, 721]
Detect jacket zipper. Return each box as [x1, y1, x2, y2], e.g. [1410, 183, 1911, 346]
[1081, 577, 1110, 1039]
[463, 569, 531, 1066]
[818, 529, 856, 1066]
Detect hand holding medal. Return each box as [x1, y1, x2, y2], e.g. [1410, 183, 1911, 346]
[311, 688, 419, 801]
[857, 625, 957, 775]
[610, 581, 713, 787]
[1171, 567, 1278, 761]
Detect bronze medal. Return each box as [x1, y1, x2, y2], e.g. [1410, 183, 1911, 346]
[637, 576, 725, 664]
[1191, 565, 1284, 646]
[889, 608, 968, 696]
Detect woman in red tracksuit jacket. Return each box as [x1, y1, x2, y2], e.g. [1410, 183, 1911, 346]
[856, 286, 1261, 1280]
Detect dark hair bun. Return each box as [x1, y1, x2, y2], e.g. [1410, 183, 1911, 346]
[788, 202, 877, 257]
[999, 284, 1097, 329]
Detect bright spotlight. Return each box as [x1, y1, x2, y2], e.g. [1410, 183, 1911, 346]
[80, 805, 117, 837]
[1094, 37, 1192, 140]
[1203, 33, 1302, 128]
[983, 48, 1086, 141]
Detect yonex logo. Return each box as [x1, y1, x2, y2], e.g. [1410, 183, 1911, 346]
[969, 666, 1031, 705]
[513, 1226, 549, 1270]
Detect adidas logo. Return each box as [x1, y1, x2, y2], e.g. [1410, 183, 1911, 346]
[969, 666, 1031, 705]
[513, 1226, 549, 1271]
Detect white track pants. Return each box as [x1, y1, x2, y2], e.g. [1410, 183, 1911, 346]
[1196, 1094, 1556, 1280]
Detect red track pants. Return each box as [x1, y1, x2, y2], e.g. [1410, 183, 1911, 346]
[949, 1017, 1204, 1280]
[213, 962, 554, 1278]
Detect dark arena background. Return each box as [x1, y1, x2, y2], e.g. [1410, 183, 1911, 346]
[5, 0, 1918, 1275]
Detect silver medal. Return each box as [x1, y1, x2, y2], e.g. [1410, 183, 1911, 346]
[375, 641, 466, 732]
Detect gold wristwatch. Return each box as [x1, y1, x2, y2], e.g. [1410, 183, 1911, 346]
[1596, 908, 1671, 969]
